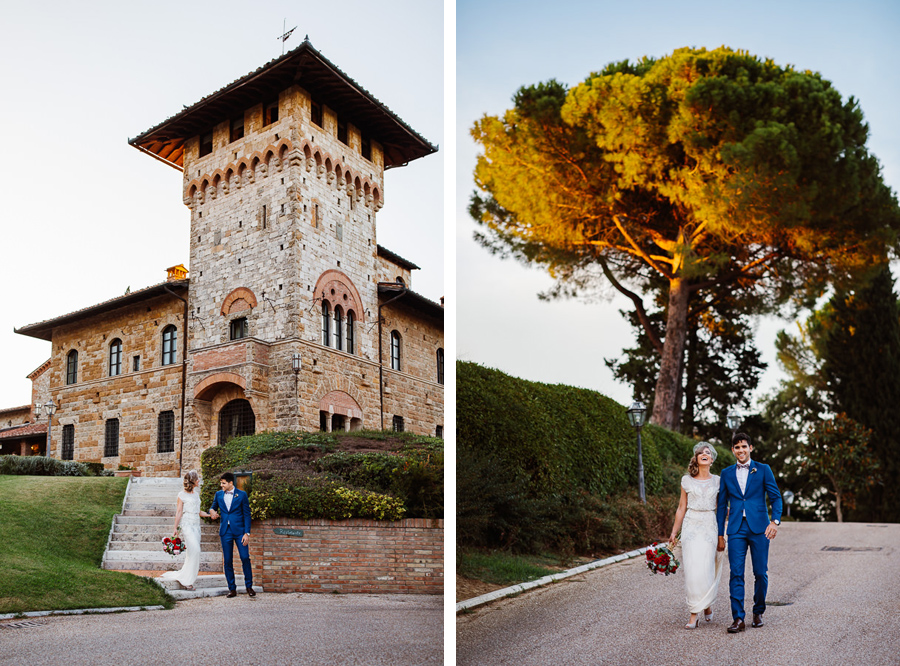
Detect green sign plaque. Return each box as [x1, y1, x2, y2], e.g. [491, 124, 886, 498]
[273, 528, 304, 537]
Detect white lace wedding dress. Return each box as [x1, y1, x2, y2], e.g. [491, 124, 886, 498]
[160, 490, 201, 587]
[680, 475, 725, 613]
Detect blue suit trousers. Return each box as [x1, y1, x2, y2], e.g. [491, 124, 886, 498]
[221, 532, 253, 591]
[728, 517, 769, 620]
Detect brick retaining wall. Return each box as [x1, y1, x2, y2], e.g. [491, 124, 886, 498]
[248, 517, 443, 594]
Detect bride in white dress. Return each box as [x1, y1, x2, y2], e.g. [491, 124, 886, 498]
[669, 443, 726, 629]
[160, 470, 210, 590]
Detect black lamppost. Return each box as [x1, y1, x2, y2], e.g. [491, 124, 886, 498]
[626, 400, 648, 504]
[783, 490, 795, 518]
[727, 409, 743, 436]
[35, 400, 57, 458]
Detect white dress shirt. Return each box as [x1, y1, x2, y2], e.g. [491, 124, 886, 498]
[224, 489, 234, 510]
[736, 460, 751, 518]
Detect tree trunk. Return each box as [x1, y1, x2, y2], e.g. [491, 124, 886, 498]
[835, 489, 843, 523]
[681, 322, 698, 436]
[651, 278, 691, 429]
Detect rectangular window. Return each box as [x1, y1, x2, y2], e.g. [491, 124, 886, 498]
[310, 100, 322, 128]
[262, 205, 267, 230]
[133, 356, 141, 372]
[436, 425, 443, 439]
[66, 350, 78, 385]
[336, 219, 343, 241]
[392, 415, 405, 433]
[109, 340, 122, 377]
[361, 136, 371, 161]
[62, 424, 75, 460]
[158, 411, 175, 453]
[337, 119, 348, 145]
[199, 131, 213, 157]
[264, 99, 279, 126]
[104, 418, 119, 457]
[230, 317, 249, 340]
[230, 116, 244, 143]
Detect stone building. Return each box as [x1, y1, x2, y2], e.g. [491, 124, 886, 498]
[13, 41, 443, 475]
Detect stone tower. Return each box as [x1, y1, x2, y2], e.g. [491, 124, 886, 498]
[130, 41, 442, 469]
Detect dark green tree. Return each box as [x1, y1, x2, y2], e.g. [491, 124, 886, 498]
[471, 46, 900, 430]
[822, 266, 900, 520]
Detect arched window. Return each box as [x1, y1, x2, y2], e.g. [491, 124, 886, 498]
[333, 306, 343, 351]
[66, 350, 78, 385]
[61, 424, 75, 460]
[158, 411, 175, 453]
[162, 325, 178, 365]
[346, 311, 355, 355]
[322, 301, 331, 346]
[109, 339, 122, 377]
[218, 399, 255, 445]
[390, 331, 401, 371]
[437, 348, 444, 385]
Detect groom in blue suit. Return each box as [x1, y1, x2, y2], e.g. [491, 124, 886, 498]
[209, 472, 255, 597]
[716, 432, 782, 633]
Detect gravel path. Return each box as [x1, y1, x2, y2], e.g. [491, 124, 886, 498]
[1, 592, 442, 666]
[457, 522, 900, 666]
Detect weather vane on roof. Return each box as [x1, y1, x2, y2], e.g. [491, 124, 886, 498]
[278, 19, 297, 55]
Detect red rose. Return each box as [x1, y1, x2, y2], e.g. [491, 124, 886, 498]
[646, 549, 654, 560]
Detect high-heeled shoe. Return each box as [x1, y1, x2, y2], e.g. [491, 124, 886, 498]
[684, 615, 701, 629]
[704, 609, 713, 622]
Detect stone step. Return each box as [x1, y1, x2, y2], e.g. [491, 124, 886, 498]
[104, 559, 224, 572]
[107, 537, 222, 550]
[153, 574, 260, 600]
[103, 551, 223, 568]
[109, 529, 220, 542]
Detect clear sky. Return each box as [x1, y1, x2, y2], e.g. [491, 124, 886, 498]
[0, 0, 443, 409]
[457, 0, 900, 408]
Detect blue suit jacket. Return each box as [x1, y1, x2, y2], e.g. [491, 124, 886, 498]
[716, 461, 782, 536]
[210, 488, 252, 537]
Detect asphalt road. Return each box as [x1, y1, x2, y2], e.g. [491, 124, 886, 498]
[0, 592, 442, 666]
[457, 522, 900, 666]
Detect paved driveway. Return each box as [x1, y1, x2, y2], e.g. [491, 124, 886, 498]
[457, 522, 900, 666]
[1, 593, 442, 666]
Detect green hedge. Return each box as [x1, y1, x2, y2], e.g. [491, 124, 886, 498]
[457, 361, 698, 553]
[200, 430, 443, 522]
[0, 455, 111, 477]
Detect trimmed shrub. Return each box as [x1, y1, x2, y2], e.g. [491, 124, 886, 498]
[457, 361, 697, 555]
[0, 455, 89, 477]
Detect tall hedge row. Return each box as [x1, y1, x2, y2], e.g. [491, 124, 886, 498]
[457, 361, 700, 553]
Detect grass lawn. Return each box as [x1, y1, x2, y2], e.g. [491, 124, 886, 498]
[457, 549, 563, 587]
[0, 475, 173, 615]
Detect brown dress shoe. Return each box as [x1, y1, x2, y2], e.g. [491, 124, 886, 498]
[226, 590, 237, 598]
[751, 614, 764, 628]
[727, 618, 746, 633]
[247, 587, 256, 597]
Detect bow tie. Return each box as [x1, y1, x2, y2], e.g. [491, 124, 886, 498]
[737, 463, 750, 470]
[225, 491, 234, 495]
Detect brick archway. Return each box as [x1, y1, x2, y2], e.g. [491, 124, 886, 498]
[221, 287, 258, 316]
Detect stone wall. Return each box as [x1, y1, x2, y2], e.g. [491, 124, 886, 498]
[50, 293, 185, 475]
[249, 517, 443, 594]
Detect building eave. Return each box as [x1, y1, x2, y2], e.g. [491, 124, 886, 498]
[128, 39, 437, 170]
[15, 280, 189, 342]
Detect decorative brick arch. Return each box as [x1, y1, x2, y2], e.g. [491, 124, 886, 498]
[221, 287, 258, 315]
[318, 390, 363, 420]
[194, 372, 247, 401]
[313, 270, 365, 321]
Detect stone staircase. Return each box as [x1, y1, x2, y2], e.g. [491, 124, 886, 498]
[102, 477, 258, 599]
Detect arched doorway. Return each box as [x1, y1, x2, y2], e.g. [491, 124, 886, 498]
[218, 398, 255, 444]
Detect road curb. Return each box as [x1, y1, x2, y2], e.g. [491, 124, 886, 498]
[457, 547, 646, 613]
[0, 605, 166, 621]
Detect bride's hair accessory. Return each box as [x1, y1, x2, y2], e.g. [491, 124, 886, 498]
[183, 469, 200, 492]
[692, 442, 717, 463]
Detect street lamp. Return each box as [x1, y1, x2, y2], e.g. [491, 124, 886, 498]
[291, 353, 302, 375]
[626, 400, 648, 504]
[783, 490, 795, 518]
[35, 400, 57, 458]
[727, 409, 743, 434]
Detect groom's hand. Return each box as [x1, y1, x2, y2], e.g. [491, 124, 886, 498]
[242, 534, 250, 547]
[717, 536, 726, 552]
[765, 522, 778, 540]
[210, 510, 219, 520]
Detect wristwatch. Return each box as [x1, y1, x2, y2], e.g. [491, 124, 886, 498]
[772, 519, 781, 526]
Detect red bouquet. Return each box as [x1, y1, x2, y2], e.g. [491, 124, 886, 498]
[645, 542, 679, 575]
[162, 536, 186, 556]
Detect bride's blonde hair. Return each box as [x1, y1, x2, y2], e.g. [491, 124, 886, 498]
[183, 469, 200, 492]
[688, 443, 717, 477]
